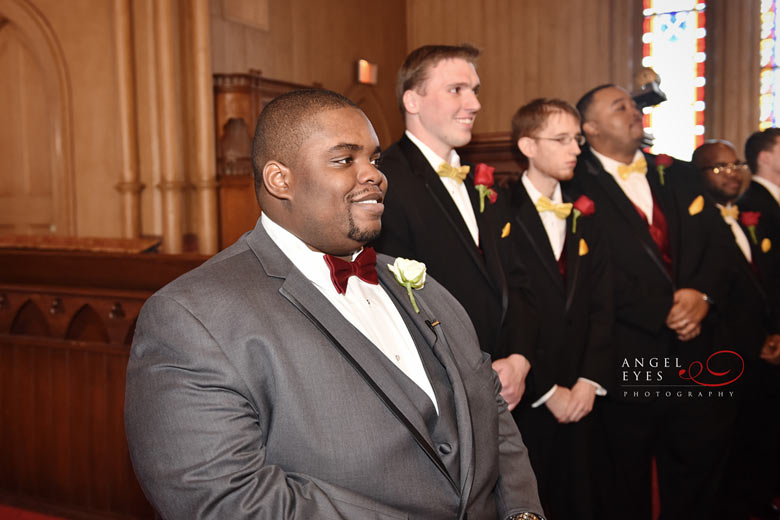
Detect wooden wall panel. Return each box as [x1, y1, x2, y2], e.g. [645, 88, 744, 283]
[210, 0, 408, 147]
[406, 0, 642, 134]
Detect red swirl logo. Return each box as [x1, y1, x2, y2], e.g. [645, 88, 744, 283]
[678, 350, 744, 387]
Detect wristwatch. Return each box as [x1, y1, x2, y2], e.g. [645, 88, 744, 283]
[506, 513, 544, 520]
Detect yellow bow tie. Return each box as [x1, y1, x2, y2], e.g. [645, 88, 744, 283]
[535, 196, 573, 219]
[720, 205, 739, 220]
[617, 156, 648, 180]
[437, 162, 470, 184]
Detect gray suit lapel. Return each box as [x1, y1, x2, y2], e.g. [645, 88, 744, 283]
[245, 223, 459, 491]
[376, 261, 476, 503]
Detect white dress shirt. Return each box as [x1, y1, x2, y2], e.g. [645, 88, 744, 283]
[592, 149, 654, 224]
[519, 176, 607, 408]
[717, 203, 752, 263]
[754, 175, 780, 204]
[406, 130, 480, 246]
[522, 174, 566, 261]
[261, 214, 439, 413]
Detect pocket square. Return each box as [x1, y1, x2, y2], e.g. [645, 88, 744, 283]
[579, 238, 589, 256]
[762, 237, 772, 253]
[501, 222, 511, 238]
[688, 195, 704, 216]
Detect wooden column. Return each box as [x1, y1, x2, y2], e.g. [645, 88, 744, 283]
[192, 0, 218, 254]
[113, 0, 144, 238]
[705, 0, 760, 152]
[154, 0, 185, 253]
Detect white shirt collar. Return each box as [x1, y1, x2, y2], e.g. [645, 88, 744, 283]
[590, 148, 645, 177]
[521, 172, 562, 203]
[754, 175, 780, 204]
[405, 130, 462, 170]
[261, 213, 360, 296]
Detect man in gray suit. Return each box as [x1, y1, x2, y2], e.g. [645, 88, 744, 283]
[125, 89, 543, 520]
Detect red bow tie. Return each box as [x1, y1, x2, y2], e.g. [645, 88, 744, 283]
[324, 247, 379, 294]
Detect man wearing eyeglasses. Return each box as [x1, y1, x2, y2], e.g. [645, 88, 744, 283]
[500, 98, 614, 520]
[571, 84, 732, 520]
[692, 139, 780, 519]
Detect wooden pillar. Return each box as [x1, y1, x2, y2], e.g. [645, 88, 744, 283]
[154, 0, 185, 253]
[192, 0, 218, 254]
[705, 0, 760, 152]
[113, 0, 144, 238]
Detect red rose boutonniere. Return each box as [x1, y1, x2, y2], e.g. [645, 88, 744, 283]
[740, 211, 761, 244]
[572, 195, 595, 233]
[656, 154, 673, 186]
[473, 163, 497, 213]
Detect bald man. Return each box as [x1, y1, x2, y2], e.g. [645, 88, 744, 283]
[124, 89, 543, 520]
[572, 84, 734, 520]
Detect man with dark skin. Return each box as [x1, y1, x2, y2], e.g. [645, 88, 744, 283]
[125, 89, 543, 520]
[693, 140, 780, 519]
[572, 84, 732, 520]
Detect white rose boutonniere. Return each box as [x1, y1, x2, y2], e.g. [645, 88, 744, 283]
[387, 258, 426, 313]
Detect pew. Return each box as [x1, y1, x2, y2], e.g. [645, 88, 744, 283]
[0, 243, 206, 519]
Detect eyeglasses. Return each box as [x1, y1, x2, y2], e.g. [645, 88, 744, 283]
[533, 134, 586, 146]
[706, 162, 749, 175]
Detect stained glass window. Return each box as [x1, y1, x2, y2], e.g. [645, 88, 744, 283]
[641, 1, 707, 160]
[760, 0, 779, 129]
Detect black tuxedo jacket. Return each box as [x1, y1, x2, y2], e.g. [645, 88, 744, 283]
[738, 180, 780, 332]
[373, 134, 511, 356]
[570, 148, 731, 385]
[707, 204, 774, 358]
[499, 180, 614, 402]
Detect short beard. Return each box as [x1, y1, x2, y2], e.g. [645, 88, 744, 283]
[347, 212, 381, 244]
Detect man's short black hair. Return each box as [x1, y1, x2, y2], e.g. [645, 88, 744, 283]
[576, 84, 615, 123]
[744, 127, 780, 173]
[251, 89, 359, 194]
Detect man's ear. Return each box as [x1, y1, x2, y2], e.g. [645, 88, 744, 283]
[582, 120, 597, 139]
[262, 161, 292, 201]
[402, 89, 420, 115]
[517, 137, 536, 159]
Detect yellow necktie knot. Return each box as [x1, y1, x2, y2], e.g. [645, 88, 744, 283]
[720, 204, 739, 220]
[535, 196, 573, 219]
[437, 162, 470, 183]
[617, 156, 648, 180]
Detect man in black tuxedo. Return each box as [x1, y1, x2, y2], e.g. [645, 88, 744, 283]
[692, 140, 780, 519]
[743, 128, 780, 363]
[572, 84, 734, 520]
[374, 44, 531, 409]
[502, 98, 614, 519]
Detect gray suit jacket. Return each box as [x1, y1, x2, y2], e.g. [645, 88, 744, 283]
[125, 219, 541, 519]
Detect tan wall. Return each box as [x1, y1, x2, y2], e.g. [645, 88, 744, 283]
[210, 0, 408, 146]
[406, 0, 644, 135]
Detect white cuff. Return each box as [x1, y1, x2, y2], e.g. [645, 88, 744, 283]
[531, 385, 558, 408]
[578, 377, 607, 396]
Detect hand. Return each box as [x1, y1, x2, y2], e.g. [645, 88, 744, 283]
[666, 288, 709, 340]
[492, 354, 531, 411]
[760, 334, 780, 365]
[563, 380, 597, 423]
[545, 386, 572, 423]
